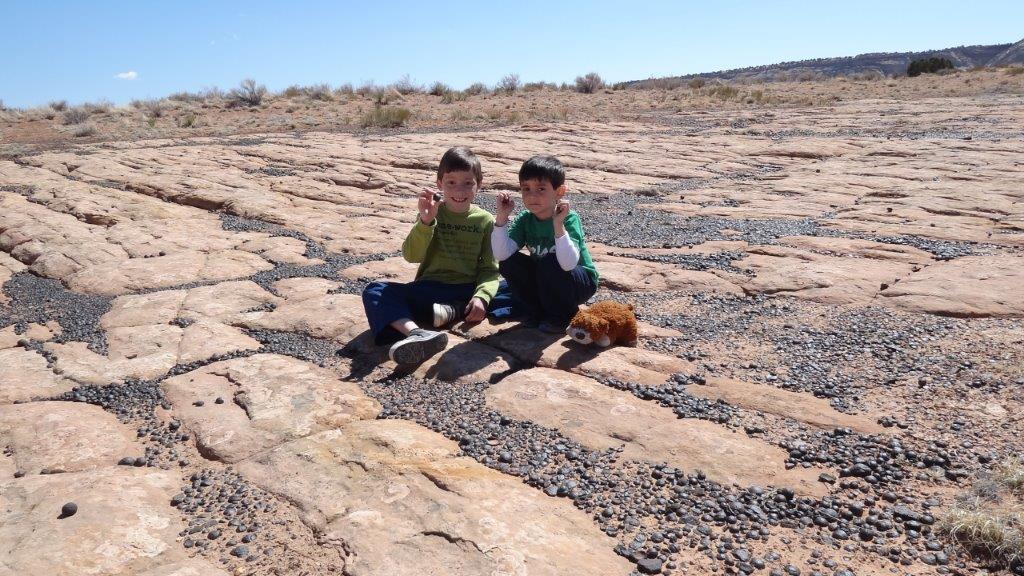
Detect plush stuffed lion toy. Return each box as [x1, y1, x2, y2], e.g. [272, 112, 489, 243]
[566, 301, 638, 347]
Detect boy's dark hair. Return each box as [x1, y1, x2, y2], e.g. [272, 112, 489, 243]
[518, 155, 565, 188]
[437, 146, 483, 184]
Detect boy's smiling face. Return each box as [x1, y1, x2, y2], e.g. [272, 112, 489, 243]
[437, 169, 479, 213]
[519, 178, 566, 220]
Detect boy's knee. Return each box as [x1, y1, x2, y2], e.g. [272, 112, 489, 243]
[362, 281, 392, 302]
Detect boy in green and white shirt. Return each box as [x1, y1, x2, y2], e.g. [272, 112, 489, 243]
[491, 155, 598, 333]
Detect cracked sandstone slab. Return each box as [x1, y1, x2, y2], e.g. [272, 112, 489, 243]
[0, 468, 200, 575]
[0, 401, 143, 481]
[487, 368, 826, 496]
[161, 353, 380, 463]
[235, 419, 632, 576]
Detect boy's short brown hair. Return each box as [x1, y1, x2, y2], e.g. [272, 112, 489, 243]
[518, 154, 565, 188]
[437, 146, 483, 184]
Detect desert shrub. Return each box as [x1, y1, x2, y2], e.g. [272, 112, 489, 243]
[204, 87, 225, 100]
[356, 82, 377, 97]
[496, 73, 520, 94]
[49, 100, 68, 111]
[281, 85, 303, 98]
[393, 74, 421, 95]
[72, 124, 96, 137]
[907, 57, 955, 77]
[372, 87, 401, 106]
[132, 99, 166, 118]
[428, 81, 451, 96]
[440, 91, 455, 104]
[464, 82, 488, 96]
[360, 106, 411, 128]
[688, 78, 706, 89]
[83, 101, 111, 114]
[1006, 66, 1024, 76]
[523, 81, 556, 92]
[708, 84, 739, 100]
[574, 72, 604, 93]
[303, 83, 334, 101]
[228, 78, 267, 107]
[62, 107, 91, 125]
[335, 83, 354, 96]
[168, 91, 202, 102]
[176, 112, 198, 128]
[850, 70, 885, 81]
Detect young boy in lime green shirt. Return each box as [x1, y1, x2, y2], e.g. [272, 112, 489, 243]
[361, 147, 499, 364]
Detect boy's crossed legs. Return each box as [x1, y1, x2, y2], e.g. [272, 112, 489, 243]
[361, 280, 475, 364]
[498, 252, 597, 332]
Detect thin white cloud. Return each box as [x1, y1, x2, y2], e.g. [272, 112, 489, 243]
[115, 71, 138, 80]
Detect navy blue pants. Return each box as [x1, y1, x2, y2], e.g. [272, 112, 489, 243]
[498, 252, 597, 325]
[362, 280, 475, 345]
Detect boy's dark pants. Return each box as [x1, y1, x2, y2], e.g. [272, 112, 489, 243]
[361, 280, 475, 345]
[498, 252, 597, 325]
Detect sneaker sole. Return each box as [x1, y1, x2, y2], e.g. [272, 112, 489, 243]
[389, 332, 449, 364]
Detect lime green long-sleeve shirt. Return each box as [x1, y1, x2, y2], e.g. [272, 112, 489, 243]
[401, 204, 500, 303]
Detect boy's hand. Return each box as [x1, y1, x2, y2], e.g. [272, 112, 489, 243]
[418, 188, 441, 225]
[463, 297, 487, 323]
[495, 191, 515, 226]
[553, 200, 570, 234]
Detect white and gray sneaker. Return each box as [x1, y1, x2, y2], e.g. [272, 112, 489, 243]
[432, 302, 465, 328]
[388, 328, 449, 364]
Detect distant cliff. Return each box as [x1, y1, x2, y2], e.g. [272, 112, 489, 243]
[620, 38, 1024, 87]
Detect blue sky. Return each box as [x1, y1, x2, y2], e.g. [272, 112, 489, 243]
[2, 0, 1022, 108]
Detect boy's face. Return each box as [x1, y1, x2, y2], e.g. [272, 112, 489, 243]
[519, 178, 566, 220]
[437, 170, 479, 214]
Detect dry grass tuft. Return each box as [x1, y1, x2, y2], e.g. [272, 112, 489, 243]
[62, 107, 91, 125]
[360, 106, 411, 128]
[71, 124, 97, 137]
[939, 458, 1024, 571]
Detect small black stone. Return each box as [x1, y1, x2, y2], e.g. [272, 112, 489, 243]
[637, 557, 663, 574]
[230, 545, 249, 558]
[59, 502, 78, 518]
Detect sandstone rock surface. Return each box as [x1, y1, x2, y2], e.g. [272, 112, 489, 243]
[162, 353, 380, 462]
[236, 419, 632, 576]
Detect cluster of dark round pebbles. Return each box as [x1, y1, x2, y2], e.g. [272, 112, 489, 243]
[1, 271, 112, 353]
[361, 374, 963, 575]
[782, 428, 969, 486]
[246, 328, 343, 366]
[54, 379, 191, 468]
[598, 373, 738, 425]
[636, 293, 989, 413]
[170, 469, 276, 565]
[607, 250, 750, 275]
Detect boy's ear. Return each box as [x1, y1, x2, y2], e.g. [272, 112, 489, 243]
[556, 184, 567, 198]
[436, 178, 443, 190]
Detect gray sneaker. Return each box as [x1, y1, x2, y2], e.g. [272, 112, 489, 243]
[388, 328, 449, 364]
[432, 302, 465, 328]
